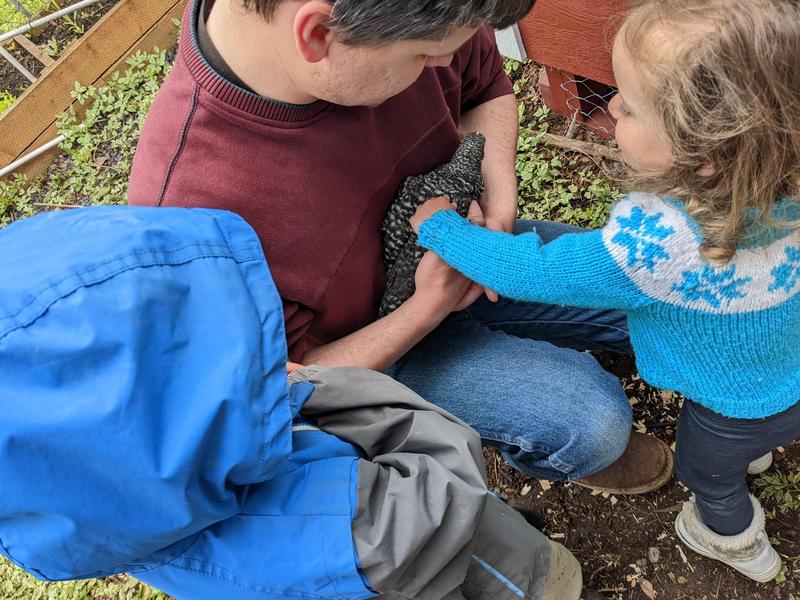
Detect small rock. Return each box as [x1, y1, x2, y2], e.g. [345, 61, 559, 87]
[539, 479, 551, 491]
[520, 484, 532, 496]
[648, 547, 660, 563]
[640, 578, 656, 599]
[677, 576, 688, 584]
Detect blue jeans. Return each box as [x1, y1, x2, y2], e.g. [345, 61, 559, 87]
[388, 220, 634, 481]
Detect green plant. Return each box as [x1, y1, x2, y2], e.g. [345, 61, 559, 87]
[0, 557, 168, 599]
[755, 468, 800, 512]
[40, 0, 84, 34]
[515, 99, 622, 229]
[60, 9, 85, 35]
[0, 90, 16, 115]
[0, 47, 172, 226]
[43, 36, 60, 58]
[0, 0, 53, 34]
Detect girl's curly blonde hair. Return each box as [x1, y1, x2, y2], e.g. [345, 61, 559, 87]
[620, 0, 800, 261]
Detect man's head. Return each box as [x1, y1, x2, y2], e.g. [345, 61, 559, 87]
[242, 0, 536, 44]
[220, 0, 536, 106]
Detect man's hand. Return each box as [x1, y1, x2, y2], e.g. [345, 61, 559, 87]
[465, 201, 500, 303]
[301, 252, 476, 371]
[413, 250, 484, 315]
[460, 94, 520, 234]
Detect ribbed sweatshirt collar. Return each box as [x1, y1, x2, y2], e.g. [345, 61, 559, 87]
[181, 0, 332, 122]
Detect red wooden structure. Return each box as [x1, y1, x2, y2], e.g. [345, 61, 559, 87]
[518, 0, 626, 138]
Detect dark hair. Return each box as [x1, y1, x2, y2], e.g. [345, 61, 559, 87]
[241, 0, 537, 44]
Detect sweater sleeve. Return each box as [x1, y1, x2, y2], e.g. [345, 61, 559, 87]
[418, 204, 659, 310]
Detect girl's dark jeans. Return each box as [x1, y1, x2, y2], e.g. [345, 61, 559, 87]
[675, 398, 800, 535]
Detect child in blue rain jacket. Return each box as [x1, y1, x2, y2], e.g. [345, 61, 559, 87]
[0, 206, 581, 600]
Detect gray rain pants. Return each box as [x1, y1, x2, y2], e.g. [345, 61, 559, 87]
[294, 366, 578, 599]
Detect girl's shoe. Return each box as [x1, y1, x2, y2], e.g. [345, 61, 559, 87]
[675, 495, 781, 583]
[747, 452, 773, 475]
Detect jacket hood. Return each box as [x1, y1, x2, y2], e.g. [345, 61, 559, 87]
[0, 206, 292, 580]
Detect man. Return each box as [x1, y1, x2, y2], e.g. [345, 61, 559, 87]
[129, 0, 672, 498]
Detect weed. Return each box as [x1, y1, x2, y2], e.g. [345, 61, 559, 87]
[515, 91, 623, 229]
[0, 0, 52, 34]
[45, 0, 85, 34]
[0, 90, 16, 115]
[0, 47, 172, 225]
[755, 468, 800, 513]
[43, 36, 60, 58]
[0, 560, 168, 599]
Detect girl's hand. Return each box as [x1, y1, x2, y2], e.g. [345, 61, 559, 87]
[410, 196, 456, 234]
[287, 362, 306, 374]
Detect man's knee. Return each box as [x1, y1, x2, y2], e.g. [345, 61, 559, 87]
[567, 379, 632, 476]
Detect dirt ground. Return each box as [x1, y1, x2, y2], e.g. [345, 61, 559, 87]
[486, 352, 800, 600]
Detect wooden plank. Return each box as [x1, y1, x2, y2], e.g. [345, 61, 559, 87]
[13, 34, 56, 67]
[6, 0, 185, 179]
[96, 0, 184, 82]
[0, 46, 37, 82]
[0, 0, 180, 167]
[518, 0, 626, 87]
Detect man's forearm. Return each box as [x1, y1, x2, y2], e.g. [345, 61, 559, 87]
[302, 294, 449, 371]
[459, 93, 519, 230]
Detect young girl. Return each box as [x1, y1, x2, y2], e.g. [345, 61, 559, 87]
[411, 0, 800, 583]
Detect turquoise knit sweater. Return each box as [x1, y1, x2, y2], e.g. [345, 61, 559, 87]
[417, 193, 800, 419]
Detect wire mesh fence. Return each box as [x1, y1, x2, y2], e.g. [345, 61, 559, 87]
[560, 75, 617, 139]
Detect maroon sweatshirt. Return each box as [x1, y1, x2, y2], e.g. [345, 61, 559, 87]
[128, 0, 513, 361]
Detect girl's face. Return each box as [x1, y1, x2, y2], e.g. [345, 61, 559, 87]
[608, 35, 674, 174]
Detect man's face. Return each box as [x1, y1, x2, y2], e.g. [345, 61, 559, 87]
[311, 26, 479, 107]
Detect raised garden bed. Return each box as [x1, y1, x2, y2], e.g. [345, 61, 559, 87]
[0, 0, 119, 101]
[0, 0, 186, 179]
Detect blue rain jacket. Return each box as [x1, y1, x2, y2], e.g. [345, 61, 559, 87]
[0, 207, 372, 598]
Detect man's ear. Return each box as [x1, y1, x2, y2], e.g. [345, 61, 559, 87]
[294, 1, 336, 63]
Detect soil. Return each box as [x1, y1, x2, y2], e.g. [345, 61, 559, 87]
[486, 352, 800, 600]
[0, 0, 120, 98]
